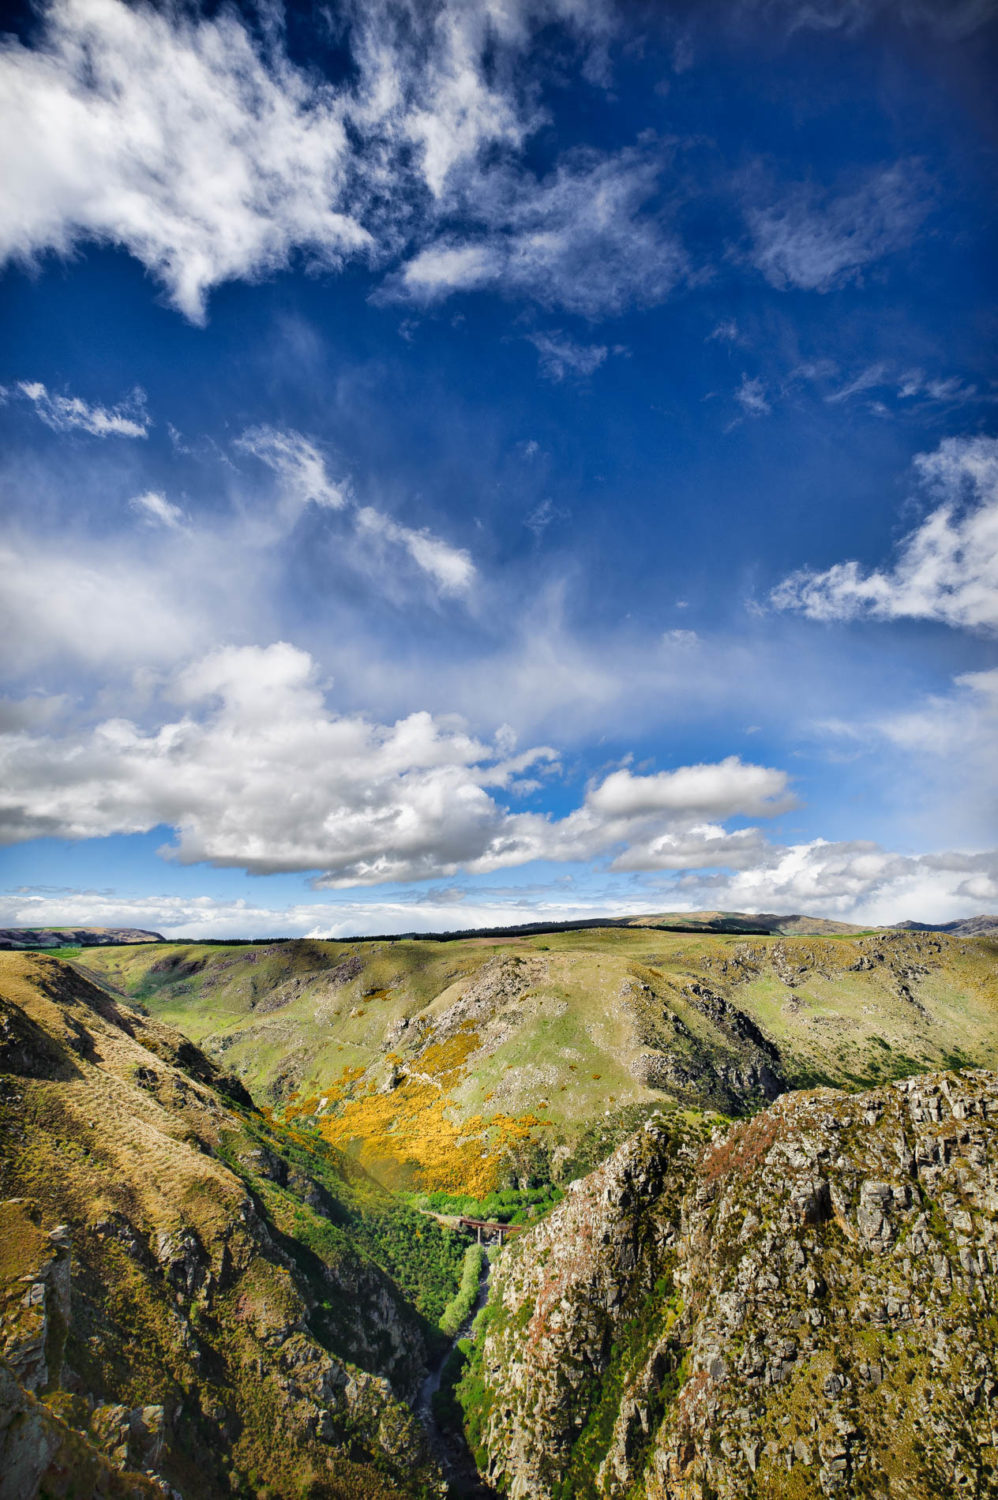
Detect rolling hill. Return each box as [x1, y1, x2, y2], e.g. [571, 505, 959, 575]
[81, 925, 998, 1196]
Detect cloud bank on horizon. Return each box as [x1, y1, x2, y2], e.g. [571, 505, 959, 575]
[0, 0, 995, 933]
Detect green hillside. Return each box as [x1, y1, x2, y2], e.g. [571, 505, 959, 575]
[81, 927, 998, 1195]
[0, 951, 463, 1498]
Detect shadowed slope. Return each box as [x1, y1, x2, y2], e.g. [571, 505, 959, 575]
[0, 952, 460, 1499]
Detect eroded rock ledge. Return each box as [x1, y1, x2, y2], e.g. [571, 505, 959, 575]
[468, 1069, 998, 1499]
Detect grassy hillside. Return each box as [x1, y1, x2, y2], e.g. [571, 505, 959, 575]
[81, 928, 998, 1196]
[0, 952, 466, 1499]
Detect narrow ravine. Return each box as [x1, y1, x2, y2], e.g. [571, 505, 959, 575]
[418, 1246, 494, 1497]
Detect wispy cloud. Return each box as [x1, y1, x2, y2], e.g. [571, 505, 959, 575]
[12, 380, 149, 437]
[129, 491, 186, 530]
[0, 1, 371, 323]
[739, 0, 998, 40]
[355, 507, 475, 596]
[746, 162, 930, 293]
[771, 435, 998, 632]
[825, 362, 890, 404]
[525, 498, 569, 538]
[707, 319, 740, 343]
[527, 331, 610, 381]
[387, 147, 687, 318]
[236, 426, 352, 517]
[0, 0, 628, 323]
[734, 373, 771, 415]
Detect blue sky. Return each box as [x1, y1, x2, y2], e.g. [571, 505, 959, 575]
[1, 0, 996, 937]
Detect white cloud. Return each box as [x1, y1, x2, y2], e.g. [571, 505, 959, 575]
[679, 838, 998, 926]
[746, 162, 929, 293]
[877, 666, 998, 757]
[771, 435, 998, 632]
[527, 332, 609, 381]
[393, 241, 499, 296]
[0, 0, 370, 322]
[734, 374, 770, 416]
[0, 0, 633, 323]
[0, 642, 795, 885]
[348, 0, 616, 199]
[0, 540, 207, 670]
[235, 426, 352, 517]
[129, 491, 186, 530]
[0, 886, 651, 942]
[235, 424, 473, 594]
[14, 379, 149, 437]
[588, 757, 793, 820]
[355, 507, 476, 595]
[390, 147, 687, 318]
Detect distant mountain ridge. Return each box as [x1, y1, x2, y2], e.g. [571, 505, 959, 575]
[893, 915, 998, 937]
[0, 926, 164, 949]
[0, 912, 993, 948]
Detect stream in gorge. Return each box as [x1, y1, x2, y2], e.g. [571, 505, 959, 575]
[418, 1246, 494, 1497]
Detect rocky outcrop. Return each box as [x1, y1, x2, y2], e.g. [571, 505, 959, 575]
[466, 1070, 998, 1499]
[0, 1200, 170, 1500]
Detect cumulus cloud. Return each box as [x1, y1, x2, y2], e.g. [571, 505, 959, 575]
[679, 839, 998, 926]
[0, 642, 795, 884]
[746, 162, 930, 293]
[587, 758, 793, 819]
[771, 435, 998, 632]
[12, 379, 149, 437]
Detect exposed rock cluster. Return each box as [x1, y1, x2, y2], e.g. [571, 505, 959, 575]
[468, 1069, 998, 1498]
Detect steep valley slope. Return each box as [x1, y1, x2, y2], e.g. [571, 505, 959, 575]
[82, 928, 998, 1195]
[460, 1068, 998, 1499]
[2, 942, 997, 1500]
[0, 952, 461, 1499]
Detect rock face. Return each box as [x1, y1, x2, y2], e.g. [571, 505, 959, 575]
[0, 952, 448, 1500]
[465, 1070, 998, 1499]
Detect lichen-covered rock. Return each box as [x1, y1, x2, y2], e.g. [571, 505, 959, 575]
[466, 1070, 998, 1499]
